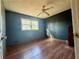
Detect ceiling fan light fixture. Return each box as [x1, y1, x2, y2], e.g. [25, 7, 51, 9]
[37, 5, 53, 16]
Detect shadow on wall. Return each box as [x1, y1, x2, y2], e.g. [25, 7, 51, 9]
[46, 9, 72, 40]
[6, 10, 47, 45]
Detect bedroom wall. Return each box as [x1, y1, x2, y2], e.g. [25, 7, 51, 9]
[6, 11, 46, 45]
[46, 9, 72, 40]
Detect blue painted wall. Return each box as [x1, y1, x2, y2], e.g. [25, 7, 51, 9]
[6, 11, 46, 45]
[46, 10, 72, 40]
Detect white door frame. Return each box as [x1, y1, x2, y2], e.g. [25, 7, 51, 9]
[0, 0, 6, 59]
[70, 0, 79, 59]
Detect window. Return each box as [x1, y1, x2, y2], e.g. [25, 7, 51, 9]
[21, 18, 39, 31]
[32, 20, 39, 30]
[21, 19, 31, 30]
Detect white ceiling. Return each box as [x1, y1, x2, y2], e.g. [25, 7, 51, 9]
[3, 0, 71, 18]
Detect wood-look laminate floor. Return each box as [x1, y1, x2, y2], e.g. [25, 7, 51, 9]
[6, 38, 75, 59]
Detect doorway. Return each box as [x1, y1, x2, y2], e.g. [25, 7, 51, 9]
[0, 0, 74, 58]
[5, 9, 75, 59]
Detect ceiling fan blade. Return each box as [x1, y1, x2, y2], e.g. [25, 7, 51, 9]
[45, 6, 54, 10]
[37, 12, 42, 16]
[44, 11, 50, 16]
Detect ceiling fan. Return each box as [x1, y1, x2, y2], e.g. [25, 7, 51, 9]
[37, 5, 54, 16]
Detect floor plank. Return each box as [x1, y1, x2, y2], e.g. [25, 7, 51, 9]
[6, 38, 75, 59]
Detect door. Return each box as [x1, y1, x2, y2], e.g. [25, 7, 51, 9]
[68, 24, 74, 47]
[0, 0, 6, 59]
[70, 0, 79, 59]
